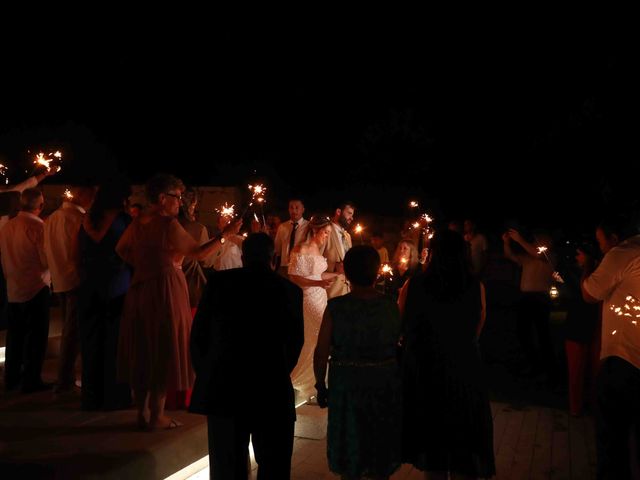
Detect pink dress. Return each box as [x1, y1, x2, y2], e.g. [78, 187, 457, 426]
[116, 215, 196, 395]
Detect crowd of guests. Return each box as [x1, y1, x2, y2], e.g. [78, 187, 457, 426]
[1, 171, 639, 479]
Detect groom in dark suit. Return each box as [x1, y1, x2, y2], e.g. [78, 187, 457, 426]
[190, 232, 304, 480]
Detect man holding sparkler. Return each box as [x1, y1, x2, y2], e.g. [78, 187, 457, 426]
[45, 185, 96, 394]
[1, 166, 58, 330]
[0, 167, 58, 230]
[0, 189, 51, 393]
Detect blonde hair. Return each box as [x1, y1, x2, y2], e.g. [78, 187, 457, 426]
[393, 240, 419, 268]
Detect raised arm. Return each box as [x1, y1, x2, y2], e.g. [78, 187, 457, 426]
[502, 231, 522, 265]
[171, 218, 242, 261]
[507, 229, 540, 258]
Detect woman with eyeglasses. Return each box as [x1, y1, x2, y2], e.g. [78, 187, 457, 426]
[116, 173, 236, 431]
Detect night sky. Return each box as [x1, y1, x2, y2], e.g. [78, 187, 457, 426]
[0, 25, 635, 233]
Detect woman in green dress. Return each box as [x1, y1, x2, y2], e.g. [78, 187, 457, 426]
[314, 245, 402, 480]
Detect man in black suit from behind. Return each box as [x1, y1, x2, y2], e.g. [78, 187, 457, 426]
[190, 232, 304, 479]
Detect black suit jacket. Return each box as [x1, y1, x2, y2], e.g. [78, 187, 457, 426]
[189, 266, 304, 422]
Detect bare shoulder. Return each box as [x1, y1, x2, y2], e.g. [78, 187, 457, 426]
[296, 243, 311, 255]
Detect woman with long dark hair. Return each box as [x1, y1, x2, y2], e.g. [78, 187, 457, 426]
[401, 229, 495, 479]
[78, 175, 132, 411]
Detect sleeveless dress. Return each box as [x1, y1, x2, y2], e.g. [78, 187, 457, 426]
[326, 294, 402, 478]
[402, 275, 495, 478]
[288, 252, 328, 397]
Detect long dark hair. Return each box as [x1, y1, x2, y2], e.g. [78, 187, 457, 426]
[88, 176, 131, 230]
[422, 229, 474, 301]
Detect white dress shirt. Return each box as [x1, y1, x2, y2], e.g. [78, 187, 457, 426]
[274, 218, 309, 267]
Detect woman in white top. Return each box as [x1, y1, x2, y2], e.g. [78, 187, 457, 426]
[288, 215, 338, 400]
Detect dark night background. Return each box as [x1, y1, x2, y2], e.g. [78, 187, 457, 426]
[0, 23, 636, 234]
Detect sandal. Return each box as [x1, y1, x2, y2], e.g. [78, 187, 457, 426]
[165, 418, 183, 430]
[146, 418, 183, 432]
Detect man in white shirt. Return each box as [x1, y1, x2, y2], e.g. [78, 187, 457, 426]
[0, 188, 51, 393]
[274, 198, 308, 276]
[44, 185, 95, 393]
[1, 170, 57, 330]
[582, 215, 640, 479]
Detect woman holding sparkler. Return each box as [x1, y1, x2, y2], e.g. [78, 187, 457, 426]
[388, 240, 420, 300]
[401, 229, 494, 479]
[287, 215, 338, 402]
[502, 228, 558, 386]
[116, 174, 236, 431]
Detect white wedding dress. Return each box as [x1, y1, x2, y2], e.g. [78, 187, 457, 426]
[288, 251, 328, 399]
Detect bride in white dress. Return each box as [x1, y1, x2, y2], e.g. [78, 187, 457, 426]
[288, 215, 338, 400]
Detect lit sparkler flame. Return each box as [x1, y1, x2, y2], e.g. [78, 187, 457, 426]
[421, 214, 433, 224]
[412, 222, 420, 229]
[400, 257, 408, 265]
[34, 151, 63, 172]
[0, 163, 8, 185]
[537, 246, 548, 255]
[248, 184, 266, 201]
[63, 189, 74, 200]
[355, 224, 364, 234]
[215, 202, 235, 219]
[409, 201, 419, 208]
[379, 263, 394, 277]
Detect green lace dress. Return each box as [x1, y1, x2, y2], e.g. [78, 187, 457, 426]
[326, 293, 402, 478]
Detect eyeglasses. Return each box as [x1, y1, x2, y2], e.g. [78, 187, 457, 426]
[165, 192, 182, 201]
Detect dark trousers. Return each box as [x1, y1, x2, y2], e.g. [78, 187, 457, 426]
[207, 415, 294, 480]
[56, 289, 80, 388]
[78, 291, 131, 410]
[516, 292, 557, 380]
[4, 287, 50, 390]
[595, 356, 640, 480]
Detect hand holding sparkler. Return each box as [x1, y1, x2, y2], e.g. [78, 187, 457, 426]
[33, 151, 63, 176]
[354, 223, 364, 244]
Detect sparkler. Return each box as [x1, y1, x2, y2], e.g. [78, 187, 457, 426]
[409, 211, 435, 255]
[409, 201, 419, 209]
[378, 263, 394, 294]
[215, 202, 235, 220]
[63, 189, 74, 200]
[240, 183, 268, 225]
[0, 164, 8, 185]
[249, 184, 267, 226]
[34, 151, 63, 173]
[354, 223, 364, 244]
